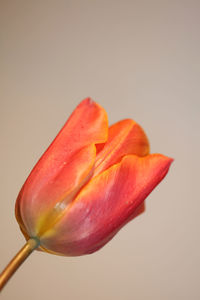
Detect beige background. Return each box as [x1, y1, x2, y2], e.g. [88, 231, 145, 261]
[0, 0, 200, 299]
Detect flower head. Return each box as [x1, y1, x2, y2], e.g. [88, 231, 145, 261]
[15, 98, 173, 256]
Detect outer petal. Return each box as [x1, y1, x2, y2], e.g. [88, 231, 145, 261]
[94, 119, 149, 176]
[40, 154, 173, 256]
[19, 145, 97, 237]
[15, 98, 108, 237]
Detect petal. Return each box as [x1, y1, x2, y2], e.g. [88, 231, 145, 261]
[40, 154, 173, 256]
[16, 98, 108, 237]
[18, 144, 97, 237]
[24, 98, 108, 196]
[94, 119, 149, 176]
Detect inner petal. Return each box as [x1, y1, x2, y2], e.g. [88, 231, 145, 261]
[94, 119, 149, 176]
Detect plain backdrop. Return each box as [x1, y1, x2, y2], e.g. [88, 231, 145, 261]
[0, 1, 199, 299]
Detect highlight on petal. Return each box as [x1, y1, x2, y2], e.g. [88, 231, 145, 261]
[40, 154, 173, 256]
[94, 119, 149, 176]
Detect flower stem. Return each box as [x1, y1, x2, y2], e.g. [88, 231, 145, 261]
[0, 238, 40, 292]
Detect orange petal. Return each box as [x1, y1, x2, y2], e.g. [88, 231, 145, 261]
[16, 98, 108, 237]
[94, 119, 149, 176]
[40, 154, 173, 256]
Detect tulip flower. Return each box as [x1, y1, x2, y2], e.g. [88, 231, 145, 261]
[0, 98, 173, 290]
